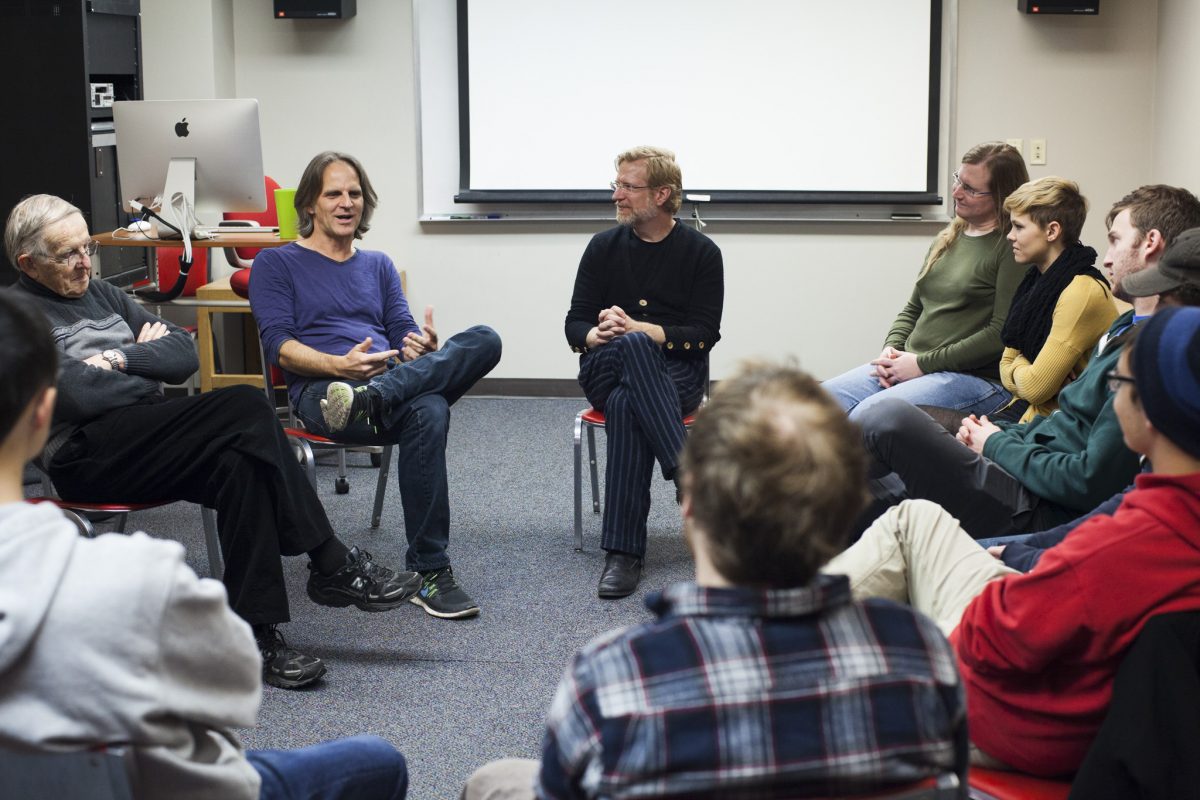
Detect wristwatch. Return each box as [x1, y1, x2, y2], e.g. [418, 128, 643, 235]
[101, 349, 125, 372]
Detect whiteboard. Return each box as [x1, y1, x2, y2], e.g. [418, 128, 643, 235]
[414, 0, 952, 221]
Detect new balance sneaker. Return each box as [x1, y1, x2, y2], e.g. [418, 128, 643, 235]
[306, 546, 422, 612]
[409, 566, 480, 619]
[254, 624, 326, 690]
[320, 382, 377, 434]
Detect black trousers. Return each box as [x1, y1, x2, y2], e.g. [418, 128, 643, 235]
[49, 385, 334, 625]
[578, 334, 706, 557]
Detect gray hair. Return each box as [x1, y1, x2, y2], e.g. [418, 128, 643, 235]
[5, 194, 82, 269]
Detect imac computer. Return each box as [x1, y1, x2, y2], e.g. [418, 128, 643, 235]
[113, 99, 266, 239]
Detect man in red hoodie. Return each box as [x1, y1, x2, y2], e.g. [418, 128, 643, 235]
[826, 304, 1200, 777]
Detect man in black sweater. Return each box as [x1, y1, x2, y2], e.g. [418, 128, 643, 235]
[563, 147, 723, 598]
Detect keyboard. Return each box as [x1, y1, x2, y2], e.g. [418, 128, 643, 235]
[195, 225, 279, 235]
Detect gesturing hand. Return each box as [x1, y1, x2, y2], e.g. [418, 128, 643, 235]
[340, 336, 398, 380]
[402, 306, 439, 361]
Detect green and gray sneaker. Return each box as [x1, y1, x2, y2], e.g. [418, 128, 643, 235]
[410, 566, 480, 619]
[320, 382, 375, 433]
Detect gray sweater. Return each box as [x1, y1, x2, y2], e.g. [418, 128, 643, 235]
[8, 274, 198, 463]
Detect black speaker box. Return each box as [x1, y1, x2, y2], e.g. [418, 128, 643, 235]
[274, 0, 356, 19]
[1018, 0, 1099, 14]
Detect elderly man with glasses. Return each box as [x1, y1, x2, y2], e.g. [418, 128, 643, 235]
[4, 194, 423, 691]
[564, 146, 724, 598]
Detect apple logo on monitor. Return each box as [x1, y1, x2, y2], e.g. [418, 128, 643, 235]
[174, 118, 189, 138]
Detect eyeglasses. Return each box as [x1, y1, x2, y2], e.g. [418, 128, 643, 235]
[953, 171, 993, 198]
[610, 181, 654, 193]
[1105, 370, 1137, 393]
[42, 240, 99, 267]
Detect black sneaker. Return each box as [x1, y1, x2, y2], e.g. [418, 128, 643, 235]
[306, 546, 422, 612]
[320, 382, 376, 433]
[254, 624, 326, 690]
[409, 566, 480, 619]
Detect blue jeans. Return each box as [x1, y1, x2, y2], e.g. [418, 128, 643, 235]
[296, 325, 502, 571]
[248, 735, 407, 800]
[823, 362, 1011, 421]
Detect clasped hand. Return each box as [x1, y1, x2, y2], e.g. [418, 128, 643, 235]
[956, 413, 1001, 455]
[870, 347, 924, 388]
[587, 306, 631, 348]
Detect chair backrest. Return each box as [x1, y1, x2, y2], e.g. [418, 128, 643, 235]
[0, 747, 135, 800]
[223, 175, 281, 268]
[154, 247, 210, 298]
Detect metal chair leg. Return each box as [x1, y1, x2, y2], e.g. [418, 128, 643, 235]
[371, 445, 392, 529]
[59, 508, 95, 538]
[200, 506, 222, 579]
[587, 425, 600, 513]
[573, 412, 584, 551]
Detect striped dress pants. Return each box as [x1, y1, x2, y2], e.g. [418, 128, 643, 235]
[577, 333, 706, 557]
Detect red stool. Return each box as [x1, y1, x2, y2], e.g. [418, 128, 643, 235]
[968, 767, 1071, 800]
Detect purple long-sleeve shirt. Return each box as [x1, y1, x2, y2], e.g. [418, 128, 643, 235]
[249, 243, 418, 407]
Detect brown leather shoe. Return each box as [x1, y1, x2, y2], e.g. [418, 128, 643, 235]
[598, 551, 642, 599]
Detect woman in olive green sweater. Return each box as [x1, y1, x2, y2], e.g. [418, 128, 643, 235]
[998, 177, 1118, 423]
[824, 141, 1029, 420]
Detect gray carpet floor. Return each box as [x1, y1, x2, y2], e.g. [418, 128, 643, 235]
[39, 397, 695, 800]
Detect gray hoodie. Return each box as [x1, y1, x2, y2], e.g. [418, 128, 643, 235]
[0, 502, 262, 799]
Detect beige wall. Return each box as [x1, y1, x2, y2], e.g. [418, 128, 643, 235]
[1154, 0, 1200, 189]
[140, 0, 1168, 382]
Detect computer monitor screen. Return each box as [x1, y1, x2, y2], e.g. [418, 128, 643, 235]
[113, 99, 266, 233]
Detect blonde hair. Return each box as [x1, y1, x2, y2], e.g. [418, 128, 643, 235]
[1004, 176, 1088, 243]
[615, 145, 683, 214]
[921, 142, 1029, 276]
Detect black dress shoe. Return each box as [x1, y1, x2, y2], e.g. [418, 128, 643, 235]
[598, 551, 643, 599]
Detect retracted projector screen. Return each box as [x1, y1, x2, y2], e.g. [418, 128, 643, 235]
[454, 0, 942, 206]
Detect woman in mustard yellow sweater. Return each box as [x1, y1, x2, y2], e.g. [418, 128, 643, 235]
[998, 177, 1117, 422]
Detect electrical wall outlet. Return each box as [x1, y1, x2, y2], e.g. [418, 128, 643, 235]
[1006, 138, 1024, 153]
[1031, 138, 1047, 165]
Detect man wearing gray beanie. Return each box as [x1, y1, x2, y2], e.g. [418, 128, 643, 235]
[825, 305, 1200, 778]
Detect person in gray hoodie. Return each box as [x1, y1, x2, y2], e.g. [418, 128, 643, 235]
[0, 293, 407, 799]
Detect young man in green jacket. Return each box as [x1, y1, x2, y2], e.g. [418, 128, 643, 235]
[853, 184, 1200, 539]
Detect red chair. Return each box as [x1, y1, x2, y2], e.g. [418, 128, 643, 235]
[572, 406, 698, 552]
[29, 496, 223, 580]
[222, 175, 281, 269]
[229, 274, 393, 525]
[968, 768, 1070, 800]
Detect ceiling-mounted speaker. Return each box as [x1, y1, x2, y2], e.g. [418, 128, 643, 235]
[274, 0, 356, 19]
[1018, 0, 1099, 14]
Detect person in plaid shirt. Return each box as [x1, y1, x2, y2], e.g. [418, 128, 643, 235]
[463, 364, 967, 799]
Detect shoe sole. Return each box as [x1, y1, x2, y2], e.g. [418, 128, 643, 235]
[409, 595, 481, 619]
[320, 383, 354, 433]
[307, 572, 423, 612]
[598, 586, 638, 599]
[263, 662, 327, 690]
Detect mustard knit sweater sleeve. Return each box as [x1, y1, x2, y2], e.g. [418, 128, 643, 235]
[1000, 276, 1118, 422]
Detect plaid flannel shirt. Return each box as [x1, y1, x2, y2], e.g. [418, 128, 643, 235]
[538, 576, 966, 799]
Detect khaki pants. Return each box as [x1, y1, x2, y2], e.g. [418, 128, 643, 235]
[826, 499, 1019, 636]
[461, 758, 539, 800]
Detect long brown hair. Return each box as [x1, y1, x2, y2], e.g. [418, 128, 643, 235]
[920, 142, 1029, 276]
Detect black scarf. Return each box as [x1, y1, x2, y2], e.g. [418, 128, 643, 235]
[1001, 242, 1106, 361]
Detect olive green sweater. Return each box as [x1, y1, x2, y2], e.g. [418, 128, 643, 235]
[885, 230, 1023, 379]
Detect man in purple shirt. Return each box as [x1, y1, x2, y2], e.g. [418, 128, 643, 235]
[251, 151, 501, 620]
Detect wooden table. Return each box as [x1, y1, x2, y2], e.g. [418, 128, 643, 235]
[195, 275, 261, 393]
[95, 231, 286, 249]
